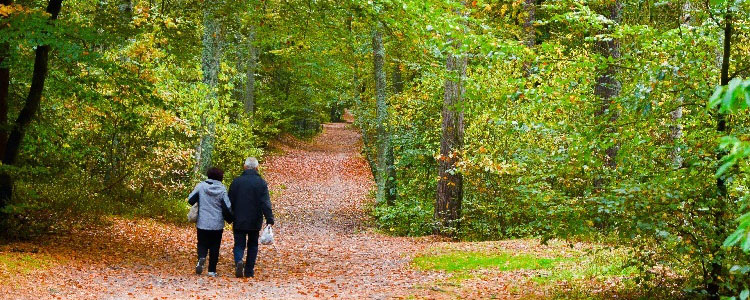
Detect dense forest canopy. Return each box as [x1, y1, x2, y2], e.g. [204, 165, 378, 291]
[2, 0, 750, 298]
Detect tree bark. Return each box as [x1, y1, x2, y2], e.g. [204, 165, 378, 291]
[195, 6, 223, 174]
[0, 0, 63, 214]
[670, 2, 691, 168]
[522, 0, 536, 76]
[0, 0, 12, 160]
[707, 10, 732, 300]
[371, 24, 393, 206]
[384, 63, 402, 205]
[593, 1, 621, 186]
[436, 9, 467, 236]
[244, 26, 257, 117]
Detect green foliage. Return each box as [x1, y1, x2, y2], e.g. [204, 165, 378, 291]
[0, 0, 351, 239]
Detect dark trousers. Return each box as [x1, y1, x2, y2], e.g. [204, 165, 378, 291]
[233, 230, 260, 275]
[196, 229, 223, 273]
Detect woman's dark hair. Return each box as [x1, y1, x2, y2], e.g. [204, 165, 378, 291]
[206, 167, 224, 181]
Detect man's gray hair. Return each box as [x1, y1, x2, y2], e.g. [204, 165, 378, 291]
[244, 157, 259, 169]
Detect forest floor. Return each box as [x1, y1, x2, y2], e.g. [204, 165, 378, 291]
[0, 119, 630, 299]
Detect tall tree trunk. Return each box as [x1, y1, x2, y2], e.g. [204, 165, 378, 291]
[245, 26, 257, 116]
[670, 2, 691, 168]
[593, 1, 621, 188]
[371, 24, 393, 205]
[0, 0, 12, 160]
[707, 10, 732, 300]
[522, 0, 535, 76]
[436, 6, 467, 236]
[0, 0, 63, 217]
[383, 63, 402, 205]
[195, 7, 223, 174]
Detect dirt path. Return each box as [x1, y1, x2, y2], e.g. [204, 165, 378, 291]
[0, 122, 445, 299]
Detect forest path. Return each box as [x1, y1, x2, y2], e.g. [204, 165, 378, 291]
[1, 121, 448, 299]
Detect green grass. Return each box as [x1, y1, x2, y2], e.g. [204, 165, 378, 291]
[414, 251, 562, 272]
[413, 245, 639, 297]
[0, 252, 55, 277]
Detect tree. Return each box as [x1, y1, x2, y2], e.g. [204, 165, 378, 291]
[435, 2, 467, 236]
[593, 1, 621, 179]
[521, 0, 535, 76]
[195, 4, 224, 174]
[371, 22, 394, 205]
[0, 0, 64, 215]
[244, 25, 257, 116]
[707, 4, 734, 299]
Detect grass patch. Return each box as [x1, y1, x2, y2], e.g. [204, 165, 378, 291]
[414, 251, 562, 272]
[413, 242, 641, 299]
[0, 252, 55, 277]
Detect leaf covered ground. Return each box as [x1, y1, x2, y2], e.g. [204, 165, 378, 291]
[0, 122, 635, 299]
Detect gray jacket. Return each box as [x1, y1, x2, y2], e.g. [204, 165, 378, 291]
[188, 179, 232, 230]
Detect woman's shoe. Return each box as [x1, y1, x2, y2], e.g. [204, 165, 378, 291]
[195, 258, 206, 275]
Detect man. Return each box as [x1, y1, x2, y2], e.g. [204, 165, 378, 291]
[228, 157, 275, 278]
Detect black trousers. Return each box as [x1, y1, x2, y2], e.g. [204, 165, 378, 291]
[196, 229, 223, 273]
[233, 230, 260, 275]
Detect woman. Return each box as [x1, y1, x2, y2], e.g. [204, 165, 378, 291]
[188, 167, 232, 277]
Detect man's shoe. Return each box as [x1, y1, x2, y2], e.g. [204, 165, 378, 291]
[235, 262, 244, 278]
[195, 258, 206, 275]
[207, 272, 217, 277]
[244, 268, 254, 278]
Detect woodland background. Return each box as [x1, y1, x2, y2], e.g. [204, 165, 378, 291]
[1, 0, 750, 298]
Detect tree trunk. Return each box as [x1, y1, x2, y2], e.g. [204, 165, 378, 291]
[593, 1, 621, 186]
[0, 0, 63, 215]
[371, 24, 393, 206]
[670, 2, 691, 168]
[436, 14, 467, 236]
[384, 63, 402, 205]
[195, 6, 223, 174]
[707, 10, 732, 300]
[244, 26, 257, 117]
[0, 0, 11, 161]
[522, 0, 536, 76]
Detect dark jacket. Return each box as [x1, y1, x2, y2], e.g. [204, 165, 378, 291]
[228, 169, 274, 231]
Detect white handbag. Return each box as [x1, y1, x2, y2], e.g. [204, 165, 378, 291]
[259, 225, 274, 245]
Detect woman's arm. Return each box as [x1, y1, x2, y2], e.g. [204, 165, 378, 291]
[187, 183, 201, 205]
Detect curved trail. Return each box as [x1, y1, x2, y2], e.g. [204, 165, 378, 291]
[2, 122, 443, 299]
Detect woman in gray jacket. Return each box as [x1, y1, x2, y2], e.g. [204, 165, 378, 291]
[188, 167, 232, 277]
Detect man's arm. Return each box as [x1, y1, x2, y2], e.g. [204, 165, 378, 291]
[228, 180, 236, 208]
[260, 182, 274, 225]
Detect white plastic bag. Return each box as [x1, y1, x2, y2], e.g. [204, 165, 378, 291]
[259, 225, 273, 245]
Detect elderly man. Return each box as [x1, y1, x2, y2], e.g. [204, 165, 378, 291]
[228, 157, 275, 278]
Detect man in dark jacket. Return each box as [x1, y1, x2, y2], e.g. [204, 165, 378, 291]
[228, 157, 274, 278]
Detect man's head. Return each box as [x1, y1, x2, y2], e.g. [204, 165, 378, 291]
[244, 157, 259, 170]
